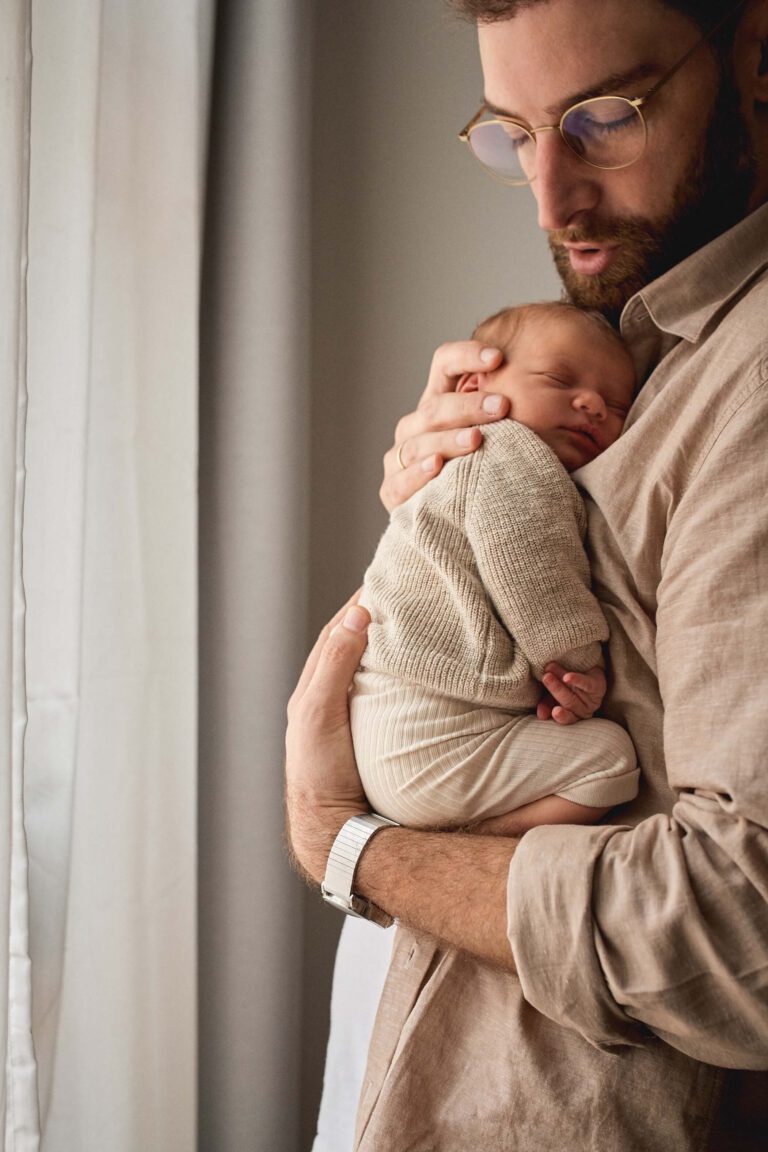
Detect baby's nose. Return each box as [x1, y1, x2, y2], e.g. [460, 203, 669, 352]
[575, 391, 606, 419]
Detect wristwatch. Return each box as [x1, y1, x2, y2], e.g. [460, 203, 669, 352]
[321, 813, 399, 928]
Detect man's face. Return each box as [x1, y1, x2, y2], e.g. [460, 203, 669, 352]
[465, 312, 635, 471]
[478, 0, 758, 321]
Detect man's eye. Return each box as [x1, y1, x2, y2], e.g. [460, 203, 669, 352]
[582, 113, 635, 138]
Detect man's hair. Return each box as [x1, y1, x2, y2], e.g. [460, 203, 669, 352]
[449, 1, 736, 33]
[472, 300, 630, 360]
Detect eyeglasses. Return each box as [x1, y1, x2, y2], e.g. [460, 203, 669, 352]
[458, 0, 747, 186]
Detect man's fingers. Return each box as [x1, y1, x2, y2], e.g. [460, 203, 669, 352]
[389, 426, 484, 473]
[288, 594, 363, 714]
[396, 390, 509, 444]
[380, 453, 444, 514]
[299, 605, 370, 728]
[423, 340, 503, 396]
[381, 396, 512, 513]
[378, 342, 508, 514]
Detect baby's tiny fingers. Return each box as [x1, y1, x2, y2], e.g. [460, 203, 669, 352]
[541, 671, 583, 711]
[561, 671, 597, 693]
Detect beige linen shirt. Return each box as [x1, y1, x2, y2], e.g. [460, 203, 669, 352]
[355, 203, 768, 1151]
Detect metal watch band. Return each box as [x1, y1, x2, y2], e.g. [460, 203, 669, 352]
[321, 813, 398, 928]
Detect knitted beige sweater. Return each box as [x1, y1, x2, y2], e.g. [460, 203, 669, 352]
[360, 420, 608, 710]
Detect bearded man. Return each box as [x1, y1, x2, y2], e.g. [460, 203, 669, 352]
[287, 1, 768, 1147]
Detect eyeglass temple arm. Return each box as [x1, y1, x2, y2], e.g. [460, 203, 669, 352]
[639, 0, 749, 106]
[459, 104, 488, 142]
[460, 0, 748, 136]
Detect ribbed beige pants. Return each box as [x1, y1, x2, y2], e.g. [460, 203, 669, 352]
[350, 671, 638, 829]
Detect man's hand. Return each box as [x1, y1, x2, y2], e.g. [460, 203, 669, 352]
[380, 341, 508, 512]
[285, 600, 372, 885]
[286, 600, 518, 969]
[536, 662, 607, 725]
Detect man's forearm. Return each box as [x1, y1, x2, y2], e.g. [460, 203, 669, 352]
[355, 826, 518, 971]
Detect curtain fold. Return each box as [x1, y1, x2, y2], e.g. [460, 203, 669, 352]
[1, 2, 39, 1147]
[198, 2, 314, 1148]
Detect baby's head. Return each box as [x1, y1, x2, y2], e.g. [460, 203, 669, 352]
[459, 302, 635, 472]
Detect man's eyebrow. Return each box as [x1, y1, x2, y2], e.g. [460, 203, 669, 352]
[483, 63, 658, 121]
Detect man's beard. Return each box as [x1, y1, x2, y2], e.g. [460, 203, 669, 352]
[548, 69, 757, 325]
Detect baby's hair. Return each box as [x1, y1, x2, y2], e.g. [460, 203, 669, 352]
[472, 300, 630, 361]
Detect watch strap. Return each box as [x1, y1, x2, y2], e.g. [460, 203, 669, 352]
[321, 813, 398, 928]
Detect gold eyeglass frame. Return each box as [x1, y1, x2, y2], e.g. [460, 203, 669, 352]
[458, 0, 749, 186]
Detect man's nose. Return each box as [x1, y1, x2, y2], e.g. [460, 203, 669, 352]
[531, 130, 601, 231]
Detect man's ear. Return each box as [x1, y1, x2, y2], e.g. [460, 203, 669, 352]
[736, 0, 768, 104]
[457, 372, 482, 393]
[758, 35, 768, 99]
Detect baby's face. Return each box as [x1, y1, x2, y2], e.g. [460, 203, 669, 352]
[472, 312, 635, 471]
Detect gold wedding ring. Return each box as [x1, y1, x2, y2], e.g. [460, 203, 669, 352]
[396, 442, 407, 471]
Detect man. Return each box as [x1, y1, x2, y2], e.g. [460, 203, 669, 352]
[286, 0, 768, 1147]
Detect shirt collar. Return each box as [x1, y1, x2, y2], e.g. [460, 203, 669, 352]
[621, 200, 768, 343]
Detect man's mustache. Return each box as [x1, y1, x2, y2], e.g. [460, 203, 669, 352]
[548, 219, 658, 247]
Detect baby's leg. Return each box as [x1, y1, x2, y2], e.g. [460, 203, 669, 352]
[351, 671, 638, 829]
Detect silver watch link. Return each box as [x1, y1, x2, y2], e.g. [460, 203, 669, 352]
[321, 813, 399, 928]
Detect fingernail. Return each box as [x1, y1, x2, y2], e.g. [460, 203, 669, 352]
[482, 395, 504, 414]
[480, 347, 499, 364]
[456, 428, 474, 447]
[421, 454, 439, 472]
[342, 606, 368, 633]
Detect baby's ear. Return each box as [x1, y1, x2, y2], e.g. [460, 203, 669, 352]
[457, 372, 482, 393]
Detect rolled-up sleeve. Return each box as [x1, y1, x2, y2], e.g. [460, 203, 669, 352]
[507, 378, 768, 1069]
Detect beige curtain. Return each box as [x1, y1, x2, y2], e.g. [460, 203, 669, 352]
[1, 0, 209, 1147]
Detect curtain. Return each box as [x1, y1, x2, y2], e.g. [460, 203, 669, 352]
[198, 2, 313, 1149]
[1, 2, 37, 1145]
[1, 0, 208, 1147]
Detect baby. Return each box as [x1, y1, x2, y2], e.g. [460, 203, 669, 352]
[351, 301, 639, 830]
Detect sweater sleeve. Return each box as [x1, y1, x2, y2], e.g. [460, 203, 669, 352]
[466, 423, 608, 678]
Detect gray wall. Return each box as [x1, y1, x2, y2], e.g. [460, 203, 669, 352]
[302, 2, 559, 1145]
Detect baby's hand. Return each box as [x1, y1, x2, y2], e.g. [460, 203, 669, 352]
[537, 663, 606, 725]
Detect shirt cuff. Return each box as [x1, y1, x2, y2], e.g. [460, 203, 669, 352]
[507, 823, 650, 1049]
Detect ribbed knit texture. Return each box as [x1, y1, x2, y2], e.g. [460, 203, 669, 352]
[351, 670, 638, 827]
[360, 420, 608, 709]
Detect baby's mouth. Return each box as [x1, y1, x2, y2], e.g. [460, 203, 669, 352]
[566, 424, 604, 454]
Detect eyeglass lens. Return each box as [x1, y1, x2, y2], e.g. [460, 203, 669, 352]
[468, 97, 647, 183]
